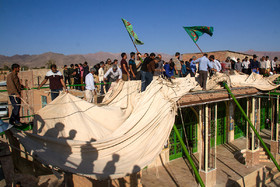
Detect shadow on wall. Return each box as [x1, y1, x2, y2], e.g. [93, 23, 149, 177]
[76, 138, 98, 174]
[20, 117, 142, 186]
[32, 114, 45, 134]
[225, 178, 241, 187]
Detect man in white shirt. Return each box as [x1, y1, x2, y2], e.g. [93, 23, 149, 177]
[85, 68, 96, 103]
[98, 62, 105, 95]
[104, 64, 122, 91]
[271, 57, 278, 74]
[241, 56, 250, 74]
[194, 54, 213, 90]
[264, 56, 271, 75]
[209, 55, 221, 73]
[259, 56, 267, 75]
[135, 53, 142, 80]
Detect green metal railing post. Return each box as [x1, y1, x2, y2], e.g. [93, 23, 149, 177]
[173, 125, 205, 187]
[223, 82, 280, 172]
[0, 82, 112, 92]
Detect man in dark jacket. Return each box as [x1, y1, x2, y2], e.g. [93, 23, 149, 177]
[250, 54, 260, 74]
[83, 61, 89, 80]
[6, 64, 26, 126]
[140, 53, 156, 92]
[143, 57, 160, 91]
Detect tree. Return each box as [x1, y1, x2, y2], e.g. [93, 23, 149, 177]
[21, 65, 29, 71]
[45, 59, 56, 69]
[3, 65, 10, 71]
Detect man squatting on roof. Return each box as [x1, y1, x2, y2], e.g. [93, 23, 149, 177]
[103, 64, 122, 91]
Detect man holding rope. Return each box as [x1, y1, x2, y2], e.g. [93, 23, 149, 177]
[7, 64, 26, 126]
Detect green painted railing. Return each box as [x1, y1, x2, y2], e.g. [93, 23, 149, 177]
[173, 125, 205, 187]
[269, 91, 280, 96]
[1, 115, 34, 121]
[0, 82, 111, 92]
[223, 82, 280, 172]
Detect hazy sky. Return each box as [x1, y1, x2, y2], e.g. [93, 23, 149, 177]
[1, 0, 280, 56]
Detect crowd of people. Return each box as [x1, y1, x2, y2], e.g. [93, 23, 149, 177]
[5, 53, 279, 125]
[59, 52, 279, 96]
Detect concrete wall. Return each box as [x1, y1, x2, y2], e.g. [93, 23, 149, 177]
[5, 70, 53, 122]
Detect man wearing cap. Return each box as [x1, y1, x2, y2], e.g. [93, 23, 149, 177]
[250, 54, 260, 74]
[242, 56, 250, 74]
[172, 52, 181, 77]
[230, 58, 237, 70]
[104, 58, 112, 74]
[85, 68, 97, 103]
[104, 64, 122, 91]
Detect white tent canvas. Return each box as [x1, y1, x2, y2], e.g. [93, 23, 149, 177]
[12, 73, 279, 179]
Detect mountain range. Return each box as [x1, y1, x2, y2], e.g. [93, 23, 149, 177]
[0, 52, 174, 68]
[0, 50, 279, 68]
[243, 50, 280, 59]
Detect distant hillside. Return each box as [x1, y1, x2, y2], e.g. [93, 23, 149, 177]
[244, 50, 280, 59]
[0, 52, 173, 68]
[1, 50, 278, 69]
[0, 52, 86, 68]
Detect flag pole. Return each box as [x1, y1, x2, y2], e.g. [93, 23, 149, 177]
[121, 20, 143, 63]
[194, 42, 204, 54]
[121, 19, 140, 54]
[126, 30, 140, 54]
[125, 31, 143, 63]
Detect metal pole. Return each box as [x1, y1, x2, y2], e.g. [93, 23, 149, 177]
[277, 95, 279, 142]
[198, 106, 202, 171]
[173, 125, 205, 187]
[252, 97, 255, 150]
[126, 32, 144, 63]
[126, 30, 140, 54]
[246, 98, 249, 150]
[214, 104, 217, 169]
[205, 105, 209, 172]
[194, 42, 204, 54]
[223, 82, 280, 172]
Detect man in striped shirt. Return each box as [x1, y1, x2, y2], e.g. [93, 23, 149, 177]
[38, 64, 67, 100]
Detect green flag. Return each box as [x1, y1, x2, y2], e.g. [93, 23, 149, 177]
[122, 18, 144, 45]
[183, 26, 214, 43]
